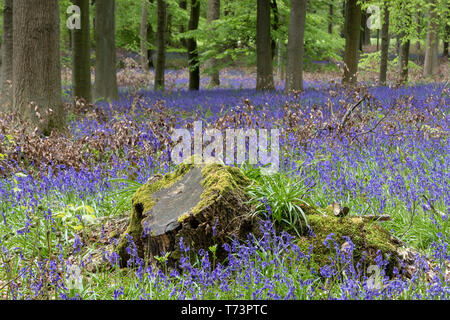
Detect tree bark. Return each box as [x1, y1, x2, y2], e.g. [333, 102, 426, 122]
[179, 0, 188, 49]
[72, 0, 92, 103]
[444, 23, 449, 58]
[187, 0, 200, 91]
[359, 10, 366, 51]
[270, 0, 280, 60]
[140, 0, 149, 71]
[13, 0, 65, 135]
[423, 0, 439, 77]
[94, 0, 119, 101]
[364, 10, 371, 46]
[154, 0, 167, 91]
[328, 3, 333, 34]
[1, 0, 13, 106]
[399, 38, 410, 84]
[342, 0, 362, 85]
[256, 0, 274, 91]
[285, 0, 307, 93]
[379, 2, 390, 85]
[207, 0, 220, 87]
[341, 0, 347, 38]
[444, 5, 449, 57]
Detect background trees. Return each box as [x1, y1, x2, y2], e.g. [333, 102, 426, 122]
[72, 0, 92, 102]
[154, 0, 167, 91]
[0, 0, 448, 134]
[285, 0, 307, 92]
[424, 0, 440, 77]
[379, 1, 390, 85]
[342, 0, 362, 85]
[94, 0, 119, 101]
[206, 0, 220, 87]
[256, 0, 274, 91]
[187, 0, 200, 91]
[0, 0, 12, 106]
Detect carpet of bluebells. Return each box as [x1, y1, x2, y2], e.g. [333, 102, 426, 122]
[0, 69, 448, 300]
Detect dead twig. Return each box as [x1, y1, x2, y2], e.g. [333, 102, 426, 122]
[339, 97, 366, 129]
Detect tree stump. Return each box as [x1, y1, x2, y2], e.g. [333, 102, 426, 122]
[117, 162, 260, 267]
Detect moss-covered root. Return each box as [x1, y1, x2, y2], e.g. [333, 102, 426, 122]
[297, 215, 400, 276]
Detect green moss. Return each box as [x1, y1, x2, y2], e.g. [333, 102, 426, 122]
[189, 163, 251, 217]
[296, 215, 399, 271]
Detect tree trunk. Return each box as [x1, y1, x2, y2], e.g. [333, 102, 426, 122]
[179, 0, 188, 49]
[376, 29, 379, 51]
[207, 0, 220, 87]
[277, 39, 285, 81]
[147, 0, 155, 69]
[360, 10, 366, 51]
[94, 0, 119, 101]
[166, 13, 172, 47]
[328, 3, 333, 34]
[342, 0, 362, 85]
[399, 38, 410, 84]
[187, 0, 200, 91]
[423, 0, 439, 77]
[1, 0, 13, 107]
[13, 0, 65, 135]
[256, 0, 274, 91]
[364, 10, 371, 46]
[140, 0, 149, 71]
[415, 11, 421, 51]
[154, 0, 167, 91]
[285, 0, 307, 93]
[444, 23, 449, 58]
[379, 2, 390, 85]
[72, 0, 92, 103]
[270, 0, 280, 60]
[341, 0, 347, 38]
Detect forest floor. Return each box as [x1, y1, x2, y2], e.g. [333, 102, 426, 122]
[0, 66, 448, 299]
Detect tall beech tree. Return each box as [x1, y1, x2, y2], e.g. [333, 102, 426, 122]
[270, 0, 280, 60]
[423, 0, 439, 77]
[154, 0, 167, 91]
[444, 21, 449, 57]
[256, 0, 274, 91]
[328, 3, 333, 34]
[94, 0, 119, 101]
[379, 2, 390, 85]
[1, 0, 13, 106]
[140, 0, 149, 71]
[72, 0, 92, 103]
[187, 0, 200, 91]
[13, 0, 65, 135]
[207, 0, 221, 87]
[342, 0, 362, 85]
[285, 0, 307, 93]
[398, 36, 411, 83]
[444, 23, 449, 57]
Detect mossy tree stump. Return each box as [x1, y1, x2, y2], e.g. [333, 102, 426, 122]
[117, 162, 411, 277]
[117, 162, 260, 267]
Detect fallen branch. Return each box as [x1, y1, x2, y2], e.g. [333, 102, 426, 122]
[350, 108, 392, 144]
[339, 97, 366, 129]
